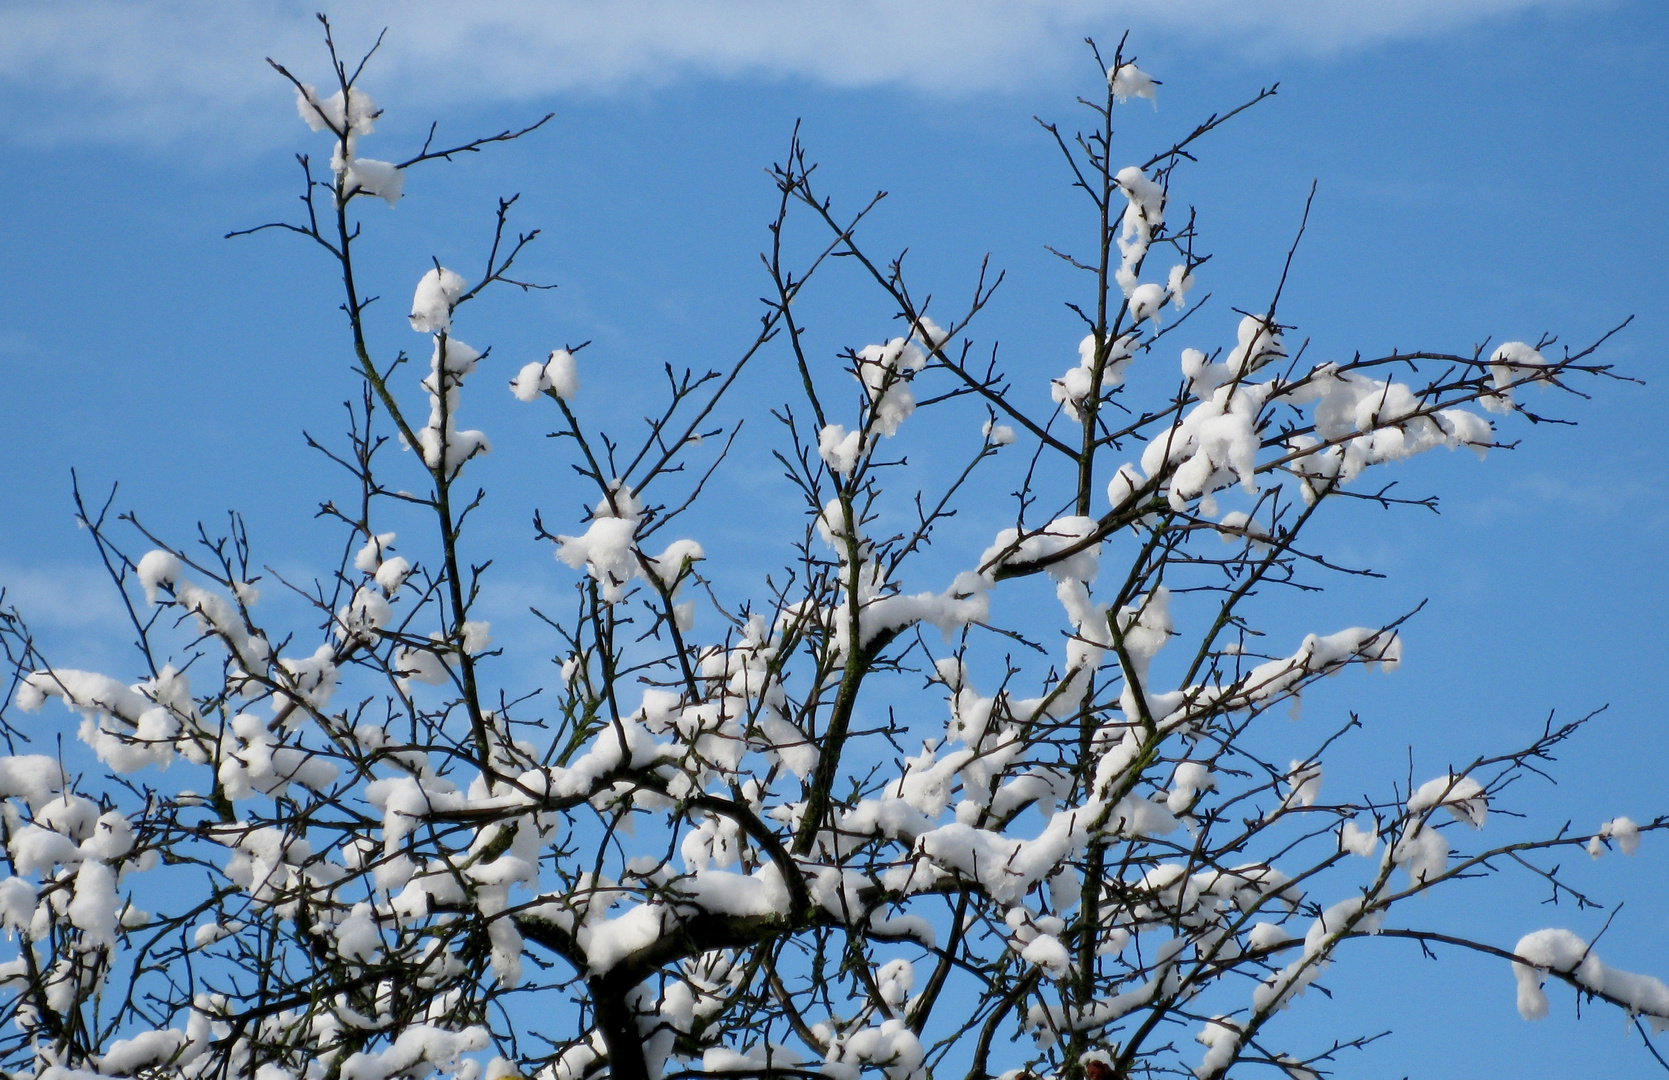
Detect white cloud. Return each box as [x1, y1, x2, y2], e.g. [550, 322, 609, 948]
[0, 0, 1591, 146]
[0, 562, 128, 631]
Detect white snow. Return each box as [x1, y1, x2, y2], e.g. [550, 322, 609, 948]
[511, 348, 578, 401]
[1484, 340, 1550, 413]
[854, 335, 928, 438]
[982, 418, 1016, 446]
[344, 157, 403, 206]
[818, 423, 865, 475]
[337, 1025, 490, 1080]
[409, 267, 468, 335]
[1408, 774, 1487, 828]
[553, 484, 706, 606]
[0, 755, 68, 809]
[1513, 928, 1669, 1027]
[1109, 62, 1157, 104]
[1340, 820, 1379, 858]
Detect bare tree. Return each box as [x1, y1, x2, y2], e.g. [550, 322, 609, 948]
[0, 22, 1659, 1080]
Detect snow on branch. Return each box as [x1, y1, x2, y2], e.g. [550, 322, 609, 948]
[0, 26, 1653, 1080]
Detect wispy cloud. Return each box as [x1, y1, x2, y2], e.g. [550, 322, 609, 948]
[0, 0, 1589, 147]
[0, 561, 129, 632]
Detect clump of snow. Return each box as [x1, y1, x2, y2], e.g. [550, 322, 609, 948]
[99, 1029, 192, 1076]
[337, 1025, 490, 1080]
[354, 532, 397, 574]
[511, 349, 578, 401]
[136, 549, 182, 605]
[1408, 774, 1487, 828]
[553, 484, 702, 606]
[1167, 263, 1195, 310]
[823, 1018, 925, 1080]
[1112, 166, 1165, 297]
[414, 326, 491, 478]
[1272, 358, 1496, 506]
[1483, 340, 1550, 413]
[980, 516, 1102, 584]
[1251, 896, 1381, 1017]
[818, 424, 865, 475]
[1167, 762, 1215, 814]
[295, 84, 378, 138]
[1281, 760, 1322, 810]
[854, 335, 929, 438]
[1053, 333, 1137, 422]
[1129, 282, 1167, 327]
[1109, 62, 1157, 104]
[0, 755, 68, 810]
[982, 419, 1016, 446]
[1193, 1016, 1242, 1079]
[342, 157, 404, 207]
[15, 666, 206, 774]
[1341, 820, 1379, 858]
[1587, 816, 1641, 858]
[1216, 510, 1270, 552]
[1107, 462, 1145, 510]
[410, 267, 468, 335]
[295, 84, 404, 207]
[1512, 928, 1669, 1026]
[876, 957, 915, 1010]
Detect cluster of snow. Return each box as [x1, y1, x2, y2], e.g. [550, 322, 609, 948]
[811, 498, 991, 653]
[135, 550, 272, 682]
[393, 621, 490, 688]
[1392, 774, 1487, 886]
[980, 515, 1102, 584]
[981, 418, 1016, 446]
[687, 623, 810, 778]
[1053, 332, 1137, 422]
[510, 349, 579, 402]
[1280, 760, 1323, 811]
[1166, 762, 1216, 814]
[702, 1043, 804, 1075]
[1108, 62, 1157, 104]
[1248, 626, 1400, 693]
[90, 997, 229, 1077]
[818, 423, 866, 476]
[1215, 509, 1271, 552]
[1141, 319, 1283, 514]
[355, 533, 401, 587]
[216, 712, 339, 801]
[1167, 263, 1196, 310]
[1104, 587, 1171, 733]
[1513, 928, 1669, 1027]
[1194, 1016, 1243, 1078]
[1250, 896, 1382, 1023]
[409, 272, 492, 478]
[1028, 937, 1187, 1041]
[1279, 365, 1493, 502]
[823, 1018, 924, 1080]
[1587, 816, 1641, 858]
[553, 483, 704, 608]
[818, 320, 948, 474]
[856, 333, 928, 438]
[1136, 314, 1500, 515]
[0, 766, 153, 1021]
[410, 267, 466, 335]
[337, 1025, 490, 1080]
[1483, 341, 1550, 414]
[1113, 166, 1164, 298]
[1340, 820, 1379, 858]
[295, 83, 403, 206]
[1106, 462, 1146, 512]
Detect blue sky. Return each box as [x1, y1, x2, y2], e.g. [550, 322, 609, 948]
[1, 1, 1666, 1076]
